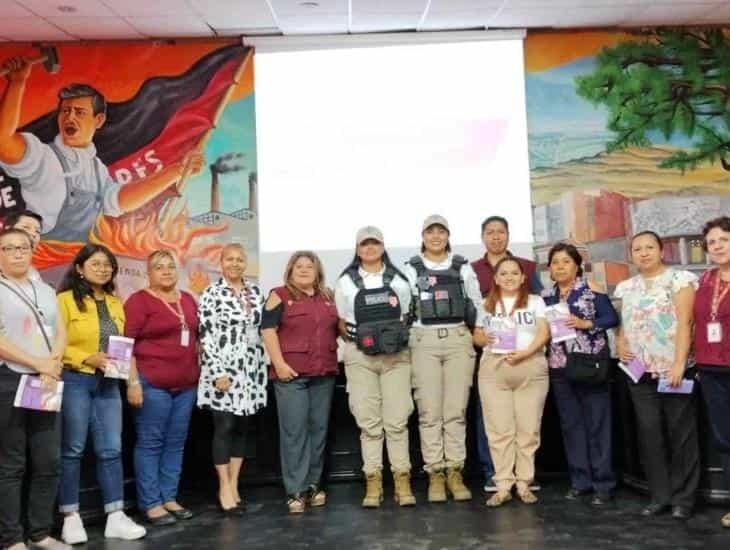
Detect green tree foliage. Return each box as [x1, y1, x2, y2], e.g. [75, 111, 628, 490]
[575, 29, 730, 171]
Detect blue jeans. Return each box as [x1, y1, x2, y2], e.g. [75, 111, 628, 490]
[133, 376, 196, 511]
[58, 370, 124, 514]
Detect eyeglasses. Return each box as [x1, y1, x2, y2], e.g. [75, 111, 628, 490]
[0, 245, 32, 255]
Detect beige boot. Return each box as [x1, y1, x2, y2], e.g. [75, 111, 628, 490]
[446, 467, 472, 501]
[362, 471, 383, 508]
[393, 471, 416, 507]
[428, 470, 447, 503]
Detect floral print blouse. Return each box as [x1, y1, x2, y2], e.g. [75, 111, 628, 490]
[543, 278, 619, 369]
[613, 268, 698, 376]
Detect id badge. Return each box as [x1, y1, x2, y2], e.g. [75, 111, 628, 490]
[707, 321, 723, 343]
[42, 324, 53, 338]
[180, 328, 190, 347]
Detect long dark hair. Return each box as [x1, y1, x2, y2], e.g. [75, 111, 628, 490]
[340, 249, 409, 283]
[58, 244, 119, 311]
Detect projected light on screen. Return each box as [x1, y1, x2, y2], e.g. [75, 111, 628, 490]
[254, 38, 532, 286]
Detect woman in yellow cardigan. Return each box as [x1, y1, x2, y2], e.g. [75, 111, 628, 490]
[56, 244, 146, 545]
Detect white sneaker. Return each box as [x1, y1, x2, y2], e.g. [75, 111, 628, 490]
[104, 511, 147, 541]
[61, 513, 88, 545]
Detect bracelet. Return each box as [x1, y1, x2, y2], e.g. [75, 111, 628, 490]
[128, 379, 140, 386]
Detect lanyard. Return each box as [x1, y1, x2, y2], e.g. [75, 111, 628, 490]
[145, 288, 187, 328]
[497, 296, 517, 317]
[0, 273, 41, 316]
[711, 271, 730, 321]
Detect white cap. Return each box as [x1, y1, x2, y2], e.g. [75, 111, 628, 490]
[356, 225, 384, 245]
[422, 214, 450, 233]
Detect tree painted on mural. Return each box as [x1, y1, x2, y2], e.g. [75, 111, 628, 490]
[576, 29, 730, 171]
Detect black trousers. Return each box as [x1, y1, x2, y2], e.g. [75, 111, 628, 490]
[551, 370, 615, 493]
[0, 368, 61, 547]
[211, 410, 249, 465]
[628, 377, 700, 508]
[698, 368, 730, 491]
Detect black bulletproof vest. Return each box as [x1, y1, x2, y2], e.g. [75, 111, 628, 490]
[347, 266, 409, 355]
[409, 255, 476, 328]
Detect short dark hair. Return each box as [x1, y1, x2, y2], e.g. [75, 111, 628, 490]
[630, 230, 664, 251]
[702, 216, 730, 251]
[548, 242, 584, 278]
[0, 227, 33, 246]
[481, 216, 509, 234]
[3, 209, 43, 231]
[58, 83, 107, 116]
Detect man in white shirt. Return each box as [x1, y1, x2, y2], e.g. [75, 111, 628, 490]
[0, 57, 203, 243]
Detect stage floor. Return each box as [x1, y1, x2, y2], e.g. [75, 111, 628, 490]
[82, 480, 730, 549]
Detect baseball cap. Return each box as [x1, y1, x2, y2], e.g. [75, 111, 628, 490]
[422, 214, 450, 233]
[356, 225, 384, 245]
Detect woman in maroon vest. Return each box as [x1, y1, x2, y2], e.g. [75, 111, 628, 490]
[261, 251, 339, 514]
[695, 216, 730, 529]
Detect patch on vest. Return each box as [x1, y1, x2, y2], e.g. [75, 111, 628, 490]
[364, 292, 391, 306]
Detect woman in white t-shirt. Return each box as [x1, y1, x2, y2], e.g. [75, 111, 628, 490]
[473, 257, 550, 507]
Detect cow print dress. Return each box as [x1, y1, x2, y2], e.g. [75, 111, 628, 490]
[197, 278, 268, 416]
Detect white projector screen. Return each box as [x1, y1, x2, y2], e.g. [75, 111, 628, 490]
[254, 38, 532, 290]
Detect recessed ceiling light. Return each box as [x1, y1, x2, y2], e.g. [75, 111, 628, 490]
[299, 1, 319, 7]
[57, 5, 77, 13]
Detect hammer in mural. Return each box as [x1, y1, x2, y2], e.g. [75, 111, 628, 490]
[0, 48, 205, 243]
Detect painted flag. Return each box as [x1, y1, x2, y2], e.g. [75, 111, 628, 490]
[5, 44, 252, 268]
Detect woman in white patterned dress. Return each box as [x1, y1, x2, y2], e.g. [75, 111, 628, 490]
[198, 243, 266, 515]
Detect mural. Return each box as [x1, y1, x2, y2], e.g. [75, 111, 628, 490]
[525, 29, 730, 290]
[0, 40, 258, 297]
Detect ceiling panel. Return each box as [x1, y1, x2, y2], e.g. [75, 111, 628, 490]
[622, 3, 722, 26]
[194, 0, 278, 28]
[277, 14, 349, 34]
[0, 17, 74, 40]
[270, 0, 348, 16]
[692, 3, 730, 24]
[420, 0, 503, 31]
[126, 16, 215, 37]
[47, 16, 144, 39]
[102, 0, 198, 17]
[0, 2, 34, 16]
[21, 0, 115, 17]
[490, 6, 642, 27]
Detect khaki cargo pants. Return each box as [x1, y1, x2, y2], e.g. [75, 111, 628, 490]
[344, 342, 414, 474]
[478, 350, 549, 492]
[410, 326, 475, 473]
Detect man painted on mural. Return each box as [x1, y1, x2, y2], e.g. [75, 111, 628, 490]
[0, 57, 203, 243]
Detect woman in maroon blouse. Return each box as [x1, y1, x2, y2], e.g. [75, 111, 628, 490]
[124, 250, 199, 526]
[261, 251, 339, 514]
[695, 216, 730, 529]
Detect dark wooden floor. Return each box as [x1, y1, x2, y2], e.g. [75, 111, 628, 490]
[75, 479, 730, 550]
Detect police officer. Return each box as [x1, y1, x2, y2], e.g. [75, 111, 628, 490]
[404, 214, 482, 503]
[335, 226, 416, 508]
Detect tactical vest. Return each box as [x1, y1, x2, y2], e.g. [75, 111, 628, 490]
[346, 266, 409, 355]
[409, 255, 477, 328]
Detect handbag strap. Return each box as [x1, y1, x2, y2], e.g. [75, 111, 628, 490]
[0, 279, 53, 352]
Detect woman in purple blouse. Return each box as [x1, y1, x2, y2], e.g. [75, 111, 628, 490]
[543, 243, 619, 506]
